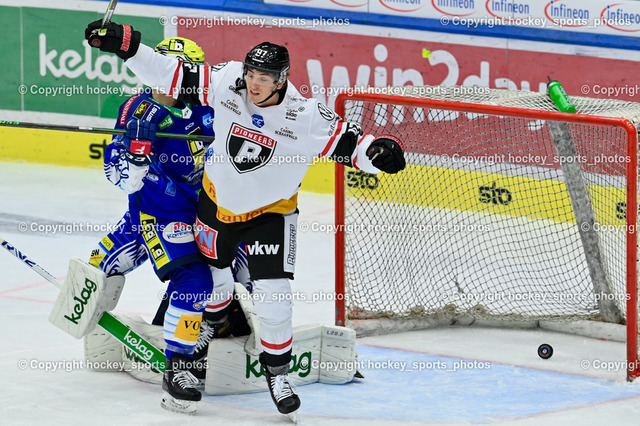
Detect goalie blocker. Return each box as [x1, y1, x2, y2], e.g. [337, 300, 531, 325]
[49, 258, 124, 338]
[84, 283, 360, 392]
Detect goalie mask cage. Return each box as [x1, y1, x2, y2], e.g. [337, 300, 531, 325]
[333, 86, 640, 381]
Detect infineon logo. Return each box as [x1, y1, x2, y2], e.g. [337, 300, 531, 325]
[601, 3, 640, 32]
[379, 0, 424, 13]
[432, 0, 476, 17]
[544, 1, 590, 27]
[485, 0, 531, 19]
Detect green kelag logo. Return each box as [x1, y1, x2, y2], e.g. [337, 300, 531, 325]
[1, 6, 162, 118]
[245, 352, 312, 379]
[39, 33, 137, 89]
[123, 345, 164, 373]
[122, 330, 155, 363]
[63, 278, 97, 325]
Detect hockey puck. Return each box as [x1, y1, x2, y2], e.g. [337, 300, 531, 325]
[538, 344, 553, 359]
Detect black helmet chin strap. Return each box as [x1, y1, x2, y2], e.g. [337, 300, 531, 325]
[256, 89, 278, 105]
[255, 81, 287, 106]
[256, 89, 279, 105]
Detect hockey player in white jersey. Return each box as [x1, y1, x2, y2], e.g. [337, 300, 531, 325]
[86, 21, 406, 419]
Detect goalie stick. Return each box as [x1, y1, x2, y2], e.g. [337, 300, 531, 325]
[0, 120, 215, 143]
[0, 236, 166, 372]
[89, 0, 118, 48]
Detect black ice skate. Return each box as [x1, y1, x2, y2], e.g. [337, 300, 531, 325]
[193, 314, 231, 360]
[188, 356, 209, 390]
[191, 315, 231, 388]
[161, 355, 202, 415]
[260, 353, 301, 421]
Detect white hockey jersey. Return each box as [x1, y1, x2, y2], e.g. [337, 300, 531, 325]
[127, 45, 380, 221]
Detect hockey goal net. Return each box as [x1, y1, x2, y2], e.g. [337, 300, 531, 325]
[333, 86, 640, 381]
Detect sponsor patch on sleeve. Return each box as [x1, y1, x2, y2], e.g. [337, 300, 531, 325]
[133, 100, 151, 119]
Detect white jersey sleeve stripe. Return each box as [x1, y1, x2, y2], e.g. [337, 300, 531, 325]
[201, 65, 211, 106]
[320, 120, 344, 157]
[169, 63, 182, 98]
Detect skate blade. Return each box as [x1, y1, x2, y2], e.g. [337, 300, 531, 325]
[286, 410, 298, 423]
[160, 391, 198, 415]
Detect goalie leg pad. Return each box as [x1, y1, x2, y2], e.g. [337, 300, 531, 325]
[319, 325, 358, 384]
[83, 322, 123, 370]
[203, 324, 359, 394]
[84, 314, 165, 382]
[85, 319, 359, 392]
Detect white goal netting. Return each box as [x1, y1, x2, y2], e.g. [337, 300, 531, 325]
[338, 86, 639, 330]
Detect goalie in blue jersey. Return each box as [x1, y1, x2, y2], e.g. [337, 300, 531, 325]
[87, 37, 250, 413]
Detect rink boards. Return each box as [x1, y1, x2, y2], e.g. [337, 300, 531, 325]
[345, 154, 629, 227]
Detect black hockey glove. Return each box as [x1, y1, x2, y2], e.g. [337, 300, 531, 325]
[366, 136, 406, 174]
[122, 119, 156, 166]
[85, 20, 141, 60]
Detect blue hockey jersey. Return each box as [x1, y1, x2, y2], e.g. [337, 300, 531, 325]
[105, 89, 214, 222]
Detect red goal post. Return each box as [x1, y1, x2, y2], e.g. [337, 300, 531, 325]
[333, 86, 639, 381]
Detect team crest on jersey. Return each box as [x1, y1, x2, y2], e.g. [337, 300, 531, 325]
[252, 114, 264, 128]
[227, 123, 276, 173]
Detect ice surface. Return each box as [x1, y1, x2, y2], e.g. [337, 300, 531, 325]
[2, 162, 640, 425]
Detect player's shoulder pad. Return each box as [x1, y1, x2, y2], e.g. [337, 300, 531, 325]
[290, 85, 338, 123]
[209, 61, 229, 73]
[283, 83, 318, 117]
[222, 60, 244, 78]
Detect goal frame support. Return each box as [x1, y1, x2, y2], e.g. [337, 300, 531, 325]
[334, 91, 639, 381]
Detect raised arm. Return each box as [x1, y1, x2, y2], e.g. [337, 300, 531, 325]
[84, 20, 207, 105]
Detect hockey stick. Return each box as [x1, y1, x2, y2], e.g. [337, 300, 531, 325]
[0, 120, 214, 143]
[89, 0, 118, 48]
[0, 236, 166, 372]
